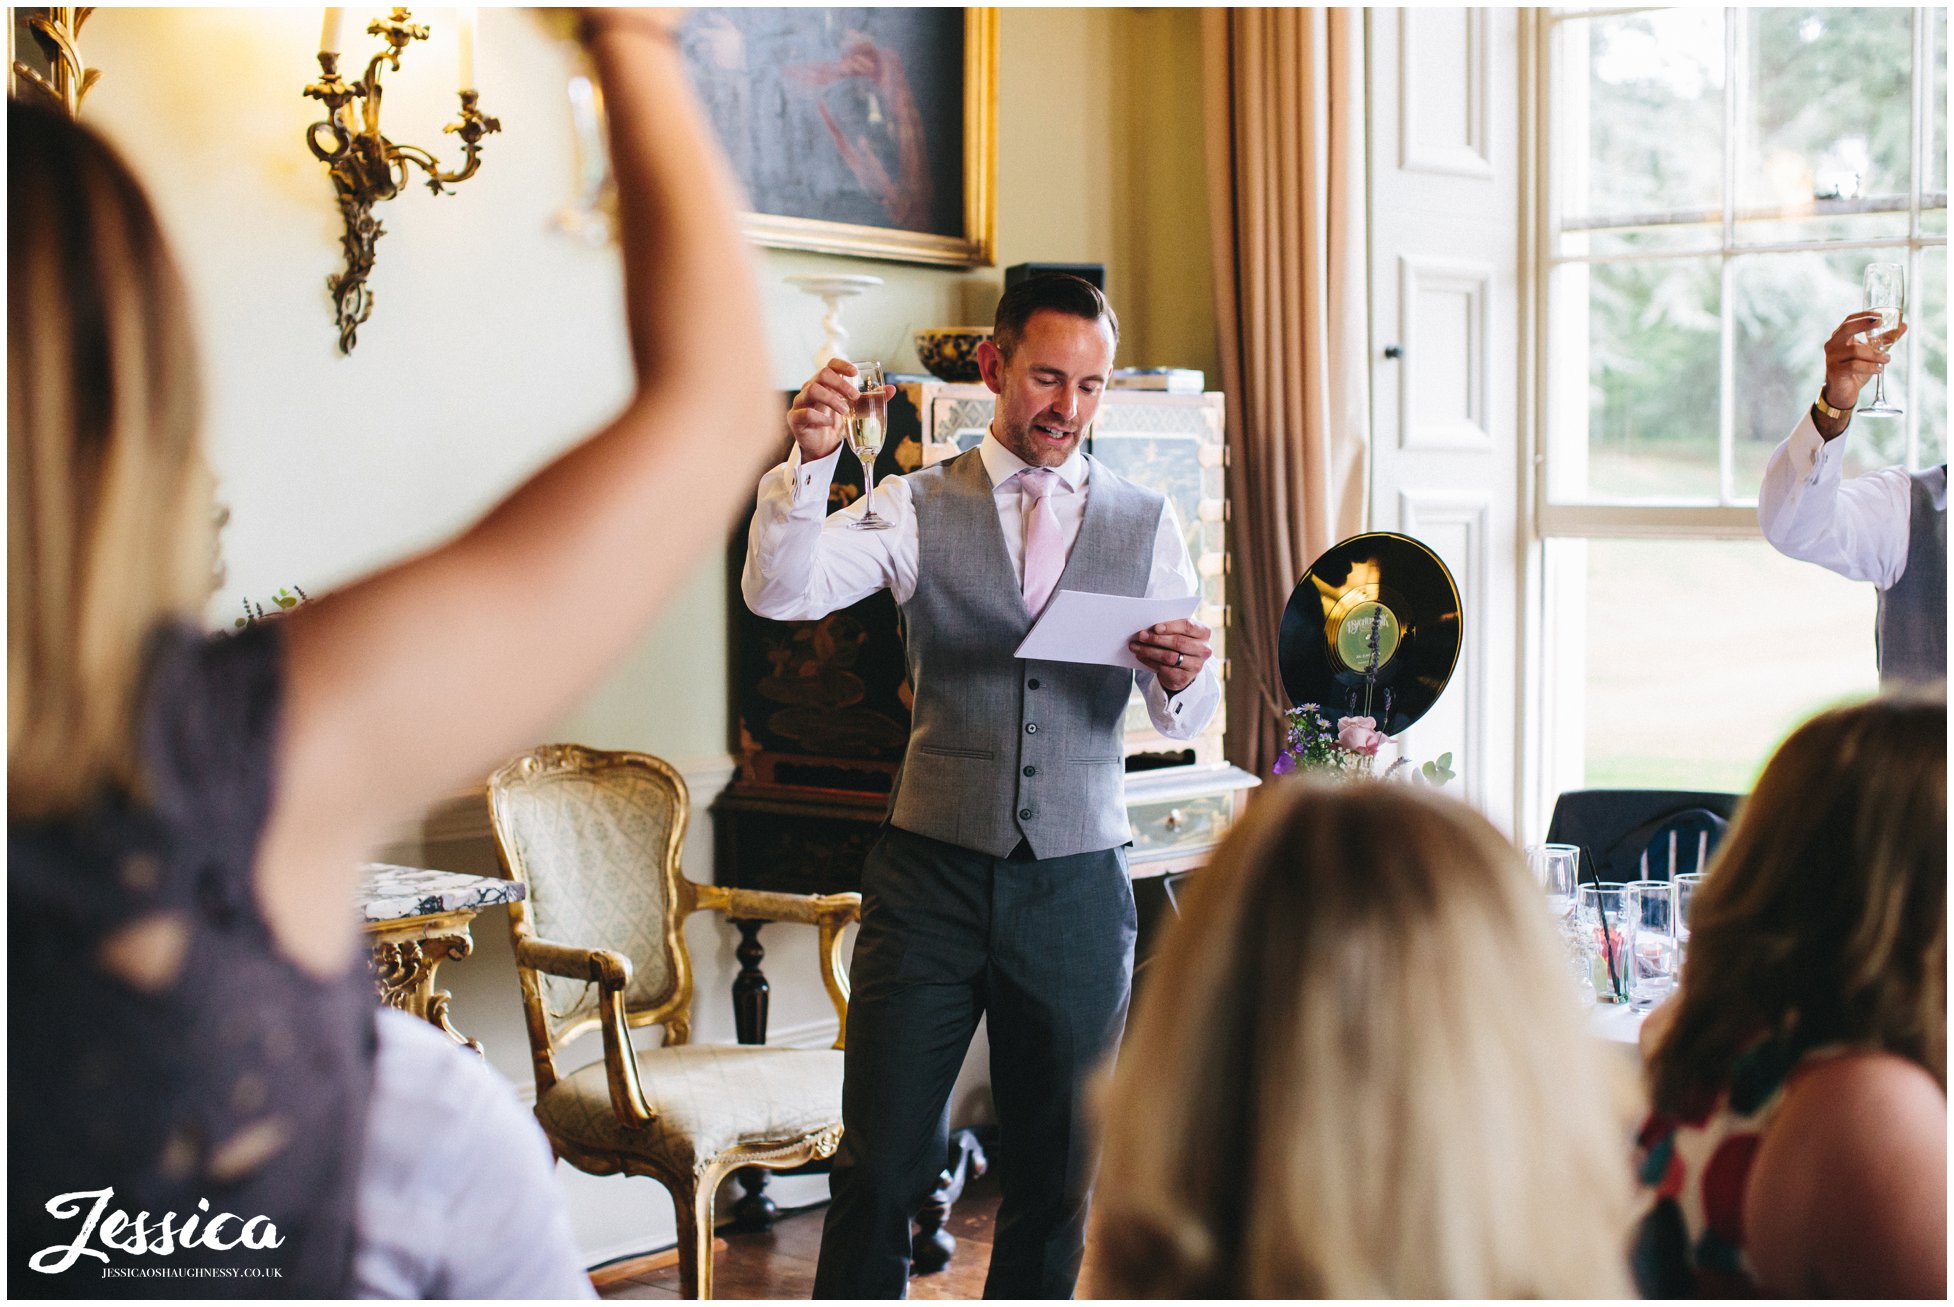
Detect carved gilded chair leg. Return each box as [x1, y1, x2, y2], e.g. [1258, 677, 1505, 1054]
[690, 1178, 718, 1300]
[669, 1178, 702, 1299]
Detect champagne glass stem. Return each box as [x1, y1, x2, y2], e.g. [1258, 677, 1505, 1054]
[861, 450, 877, 519]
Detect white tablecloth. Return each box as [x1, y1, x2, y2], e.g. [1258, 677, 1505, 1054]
[1588, 1000, 1650, 1046]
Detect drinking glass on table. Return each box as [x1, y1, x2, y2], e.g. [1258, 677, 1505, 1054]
[1576, 882, 1636, 1005]
[1859, 262, 1906, 417]
[1528, 843, 1581, 925]
[1528, 843, 1589, 997]
[1622, 879, 1677, 1011]
[1672, 871, 1705, 973]
[847, 361, 893, 531]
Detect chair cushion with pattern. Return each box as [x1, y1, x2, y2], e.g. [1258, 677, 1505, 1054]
[537, 1044, 843, 1177]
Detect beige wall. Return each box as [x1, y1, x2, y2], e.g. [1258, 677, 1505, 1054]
[75, 5, 1212, 1265]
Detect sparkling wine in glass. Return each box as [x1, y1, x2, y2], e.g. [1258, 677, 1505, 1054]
[847, 362, 894, 532]
[1860, 263, 1906, 417]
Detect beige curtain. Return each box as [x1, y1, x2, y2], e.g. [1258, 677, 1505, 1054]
[1204, 7, 1371, 777]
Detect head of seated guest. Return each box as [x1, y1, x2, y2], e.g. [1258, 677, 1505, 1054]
[1637, 691, 1945, 1300]
[1091, 779, 1637, 1298]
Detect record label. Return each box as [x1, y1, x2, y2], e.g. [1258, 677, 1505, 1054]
[1331, 599, 1401, 672]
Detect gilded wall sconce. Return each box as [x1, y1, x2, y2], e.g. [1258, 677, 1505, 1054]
[10, 7, 99, 117]
[304, 7, 499, 353]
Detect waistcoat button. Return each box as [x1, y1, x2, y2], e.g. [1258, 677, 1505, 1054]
[1023, 765, 1036, 777]
[1019, 808, 1033, 821]
[1025, 723, 1038, 734]
[1027, 678, 1041, 690]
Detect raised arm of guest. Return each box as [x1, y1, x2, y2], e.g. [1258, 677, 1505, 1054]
[1759, 310, 1913, 587]
[264, 10, 779, 972]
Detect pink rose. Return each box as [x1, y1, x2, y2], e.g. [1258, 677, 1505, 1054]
[1336, 715, 1386, 756]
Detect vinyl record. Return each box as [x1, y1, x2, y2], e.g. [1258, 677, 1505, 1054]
[1278, 532, 1463, 737]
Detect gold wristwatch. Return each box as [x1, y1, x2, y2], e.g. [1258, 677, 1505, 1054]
[1813, 385, 1852, 421]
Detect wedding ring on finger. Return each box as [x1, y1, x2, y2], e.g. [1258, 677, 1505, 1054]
[1174, 651, 1185, 668]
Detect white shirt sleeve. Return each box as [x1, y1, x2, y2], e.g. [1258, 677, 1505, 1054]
[1757, 412, 1914, 590]
[1138, 497, 1222, 740]
[740, 445, 920, 619]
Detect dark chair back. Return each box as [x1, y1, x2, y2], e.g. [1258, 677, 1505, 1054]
[1546, 789, 1743, 884]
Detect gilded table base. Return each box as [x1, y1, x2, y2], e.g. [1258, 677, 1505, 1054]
[365, 908, 482, 1053]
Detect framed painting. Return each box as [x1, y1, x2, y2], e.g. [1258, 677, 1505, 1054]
[679, 7, 996, 268]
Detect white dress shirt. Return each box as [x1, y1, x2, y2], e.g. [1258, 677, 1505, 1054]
[1758, 412, 1916, 590]
[743, 431, 1220, 739]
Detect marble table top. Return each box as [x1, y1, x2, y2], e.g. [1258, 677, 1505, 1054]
[358, 863, 525, 925]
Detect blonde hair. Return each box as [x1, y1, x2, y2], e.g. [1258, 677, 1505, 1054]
[1092, 779, 1637, 1298]
[9, 100, 212, 818]
[1649, 692, 1946, 1112]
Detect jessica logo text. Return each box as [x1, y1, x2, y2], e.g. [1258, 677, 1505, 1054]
[29, 1189, 283, 1274]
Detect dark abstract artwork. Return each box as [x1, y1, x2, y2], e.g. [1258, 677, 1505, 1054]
[679, 8, 990, 264]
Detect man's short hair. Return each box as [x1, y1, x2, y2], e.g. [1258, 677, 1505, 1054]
[992, 274, 1119, 361]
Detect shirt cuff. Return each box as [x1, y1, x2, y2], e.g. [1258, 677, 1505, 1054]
[790, 444, 843, 508]
[1790, 412, 1837, 483]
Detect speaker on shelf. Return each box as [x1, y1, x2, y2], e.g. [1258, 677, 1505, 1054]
[1004, 262, 1106, 293]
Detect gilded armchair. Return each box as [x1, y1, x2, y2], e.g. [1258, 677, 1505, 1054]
[485, 744, 860, 1299]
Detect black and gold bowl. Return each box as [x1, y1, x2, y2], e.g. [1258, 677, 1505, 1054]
[914, 327, 993, 383]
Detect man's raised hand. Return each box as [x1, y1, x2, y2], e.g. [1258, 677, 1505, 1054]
[788, 359, 889, 463]
[1823, 310, 1907, 415]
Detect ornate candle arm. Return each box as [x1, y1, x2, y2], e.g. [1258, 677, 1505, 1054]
[300, 7, 500, 354]
[12, 7, 98, 118]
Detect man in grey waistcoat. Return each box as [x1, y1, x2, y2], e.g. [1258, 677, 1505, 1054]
[743, 275, 1220, 1297]
[1760, 311, 1946, 687]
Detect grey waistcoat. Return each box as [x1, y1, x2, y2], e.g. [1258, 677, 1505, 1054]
[890, 449, 1163, 859]
[1877, 464, 1947, 687]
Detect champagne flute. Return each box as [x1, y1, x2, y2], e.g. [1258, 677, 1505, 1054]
[847, 362, 894, 532]
[1860, 262, 1906, 417]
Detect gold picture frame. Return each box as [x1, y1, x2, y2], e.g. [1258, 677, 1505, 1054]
[698, 7, 996, 270]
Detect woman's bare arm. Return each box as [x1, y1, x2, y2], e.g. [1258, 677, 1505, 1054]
[1747, 1051, 1946, 1298]
[256, 14, 777, 971]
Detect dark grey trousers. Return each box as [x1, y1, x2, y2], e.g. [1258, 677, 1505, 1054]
[811, 825, 1137, 1300]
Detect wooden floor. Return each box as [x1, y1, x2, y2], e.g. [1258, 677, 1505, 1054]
[593, 1172, 1028, 1300]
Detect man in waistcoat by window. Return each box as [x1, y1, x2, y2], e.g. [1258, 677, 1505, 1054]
[743, 274, 1220, 1298]
[1760, 310, 1946, 687]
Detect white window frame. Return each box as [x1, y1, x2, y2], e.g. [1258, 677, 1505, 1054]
[1532, 5, 1945, 541]
[1520, 6, 1946, 826]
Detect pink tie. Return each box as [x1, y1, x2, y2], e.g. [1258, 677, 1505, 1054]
[1017, 467, 1064, 616]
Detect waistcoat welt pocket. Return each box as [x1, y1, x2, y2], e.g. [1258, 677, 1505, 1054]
[918, 744, 996, 761]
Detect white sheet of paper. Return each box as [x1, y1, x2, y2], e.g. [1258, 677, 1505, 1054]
[1014, 589, 1199, 671]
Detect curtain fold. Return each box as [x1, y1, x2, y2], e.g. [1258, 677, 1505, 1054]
[1204, 7, 1371, 777]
